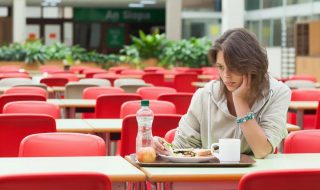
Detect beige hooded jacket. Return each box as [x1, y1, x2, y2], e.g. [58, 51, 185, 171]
[172, 76, 291, 154]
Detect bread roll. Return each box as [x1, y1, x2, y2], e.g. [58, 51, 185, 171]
[194, 149, 212, 157]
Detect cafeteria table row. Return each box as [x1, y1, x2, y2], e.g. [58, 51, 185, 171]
[1, 154, 319, 190]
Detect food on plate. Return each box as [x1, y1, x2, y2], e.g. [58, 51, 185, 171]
[193, 149, 212, 157]
[136, 147, 156, 163]
[173, 149, 196, 157]
[161, 138, 213, 158]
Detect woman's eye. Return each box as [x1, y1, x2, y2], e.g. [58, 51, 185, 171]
[217, 66, 224, 70]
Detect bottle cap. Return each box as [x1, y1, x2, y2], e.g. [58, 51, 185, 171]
[141, 100, 149, 106]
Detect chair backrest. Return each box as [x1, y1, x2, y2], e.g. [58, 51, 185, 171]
[65, 83, 99, 99]
[137, 86, 177, 100]
[95, 94, 142, 118]
[79, 78, 111, 87]
[40, 77, 69, 87]
[157, 92, 193, 114]
[0, 73, 30, 79]
[0, 114, 56, 157]
[285, 80, 316, 89]
[14, 84, 48, 91]
[314, 100, 320, 129]
[3, 101, 60, 119]
[290, 74, 317, 82]
[83, 87, 125, 99]
[50, 73, 79, 81]
[4, 86, 47, 98]
[0, 78, 33, 87]
[19, 132, 106, 157]
[120, 69, 145, 75]
[120, 100, 176, 118]
[114, 78, 145, 87]
[238, 169, 320, 190]
[120, 114, 181, 157]
[284, 130, 320, 153]
[0, 94, 46, 113]
[173, 73, 198, 92]
[82, 87, 126, 118]
[108, 66, 129, 74]
[92, 73, 120, 86]
[142, 73, 165, 86]
[119, 84, 154, 93]
[291, 89, 320, 101]
[164, 128, 177, 143]
[0, 172, 112, 190]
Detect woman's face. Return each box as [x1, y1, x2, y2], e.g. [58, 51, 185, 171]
[216, 51, 243, 92]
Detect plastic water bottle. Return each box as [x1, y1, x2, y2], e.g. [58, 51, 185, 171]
[135, 100, 156, 162]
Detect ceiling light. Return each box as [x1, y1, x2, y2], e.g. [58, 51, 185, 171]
[140, 0, 156, 4]
[128, 3, 144, 8]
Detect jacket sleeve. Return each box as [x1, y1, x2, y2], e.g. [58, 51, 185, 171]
[259, 84, 291, 151]
[172, 88, 204, 149]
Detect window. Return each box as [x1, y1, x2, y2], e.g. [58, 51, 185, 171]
[245, 0, 260, 10]
[273, 19, 281, 46]
[263, 0, 283, 8]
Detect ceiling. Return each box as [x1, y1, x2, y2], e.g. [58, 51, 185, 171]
[0, 0, 166, 8]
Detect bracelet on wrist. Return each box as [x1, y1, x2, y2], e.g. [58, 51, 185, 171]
[236, 112, 255, 124]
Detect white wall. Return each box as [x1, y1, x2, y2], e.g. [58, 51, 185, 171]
[266, 47, 281, 78]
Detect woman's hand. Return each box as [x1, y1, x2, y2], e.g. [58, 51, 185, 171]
[233, 73, 251, 102]
[153, 136, 172, 156]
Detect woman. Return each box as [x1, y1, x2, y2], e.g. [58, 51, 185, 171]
[154, 28, 291, 158]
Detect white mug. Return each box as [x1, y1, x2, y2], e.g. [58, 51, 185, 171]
[211, 138, 241, 163]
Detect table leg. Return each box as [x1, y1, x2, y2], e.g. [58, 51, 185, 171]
[296, 110, 304, 129]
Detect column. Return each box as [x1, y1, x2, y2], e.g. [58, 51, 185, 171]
[166, 0, 182, 41]
[13, 0, 26, 42]
[221, 0, 244, 32]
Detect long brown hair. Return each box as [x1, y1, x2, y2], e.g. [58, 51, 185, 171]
[208, 28, 269, 101]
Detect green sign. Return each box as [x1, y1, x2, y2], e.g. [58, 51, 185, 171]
[106, 27, 124, 48]
[74, 8, 165, 23]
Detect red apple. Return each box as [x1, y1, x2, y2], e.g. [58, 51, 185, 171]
[136, 147, 156, 163]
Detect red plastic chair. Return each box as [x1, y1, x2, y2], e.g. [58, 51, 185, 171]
[3, 101, 60, 119]
[108, 66, 129, 74]
[157, 92, 193, 115]
[143, 66, 164, 73]
[120, 114, 181, 157]
[173, 73, 198, 92]
[120, 100, 176, 118]
[136, 86, 177, 100]
[50, 73, 79, 81]
[95, 94, 142, 118]
[83, 87, 125, 99]
[0, 94, 46, 113]
[0, 172, 112, 190]
[290, 74, 317, 82]
[0, 73, 30, 79]
[142, 73, 165, 86]
[238, 169, 320, 190]
[4, 86, 47, 98]
[120, 69, 145, 75]
[284, 130, 320, 153]
[0, 65, 21, 72]
[288, 89, 320, 129]
[40, 77, 69, 87]
[0, 114, 56, 157]
[93, 73, 121, 86]
[19, 132, 106, 157]
[164, 128, 176, 143]
[82, 87, 125, 118]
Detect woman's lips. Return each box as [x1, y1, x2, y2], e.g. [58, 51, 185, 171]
[225, 82, 235, 86]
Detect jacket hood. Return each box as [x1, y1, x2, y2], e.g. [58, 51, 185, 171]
[203, 76, 279, 117]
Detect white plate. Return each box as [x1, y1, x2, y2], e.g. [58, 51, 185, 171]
[159, 154, 214, 163]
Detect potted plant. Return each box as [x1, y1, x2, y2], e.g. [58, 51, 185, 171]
[161, 37, 212, 68]
[0, 41, 48, 70]
[120, 30, 168, 68]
